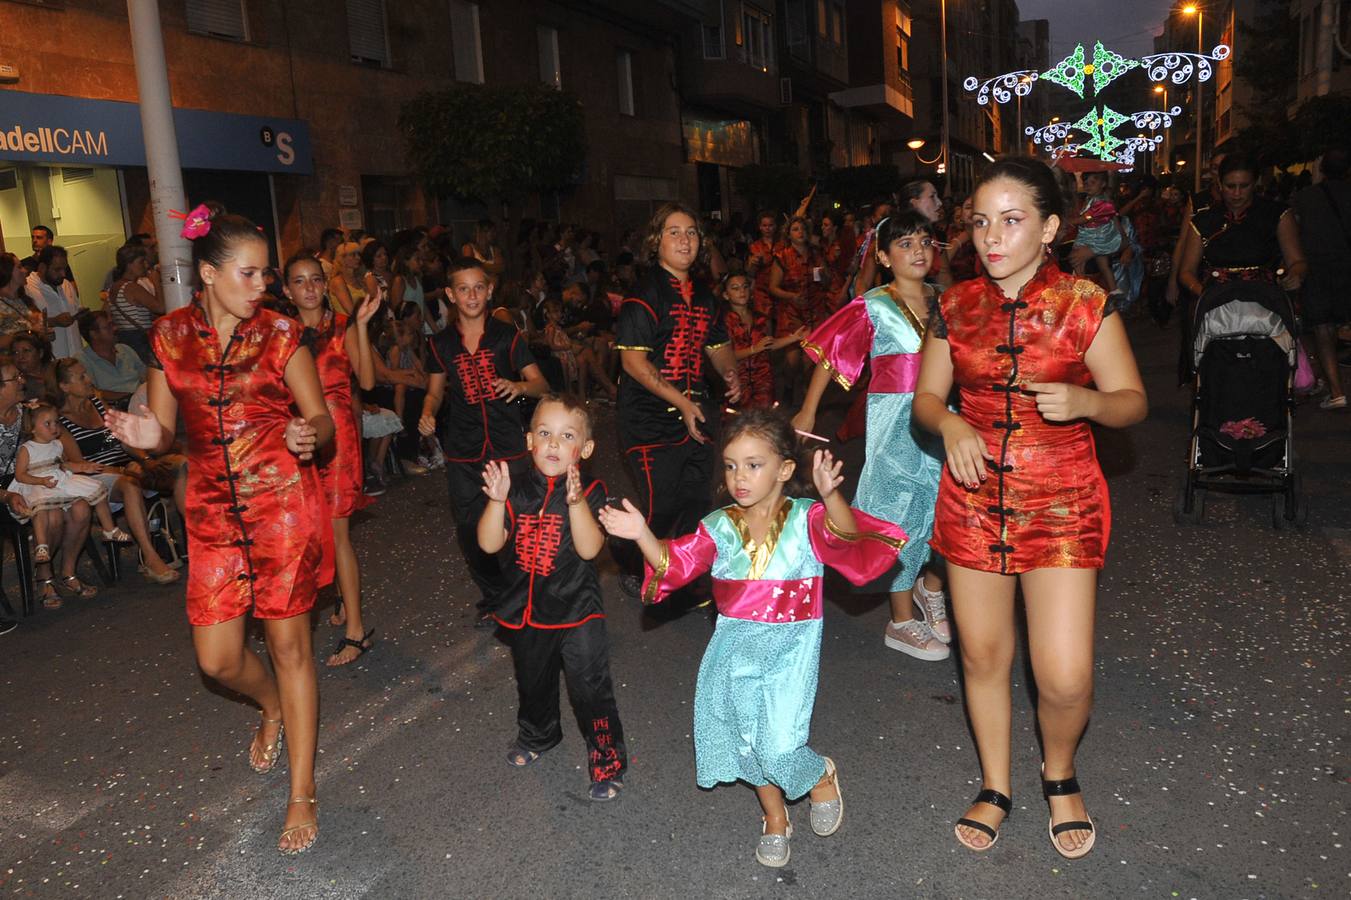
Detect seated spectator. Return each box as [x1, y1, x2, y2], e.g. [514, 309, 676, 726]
[0, 358, 96, 607]
[106, 244, 163, 362]
[77, 310, 146, 406]
[10, 332, 53, 401]
[49, 358, 184, 583]
[25, 247, 81, 358]
[327, 241, 367, 316]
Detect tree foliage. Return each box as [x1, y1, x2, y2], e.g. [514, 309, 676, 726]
[824, 164, 902, 208]
[398, 83, 586, 203]
[733, 164, 810, 215]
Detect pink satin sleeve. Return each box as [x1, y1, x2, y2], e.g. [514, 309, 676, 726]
[642, 523, 717, 605]
[801, 298, 874, 390]
[806, 502, 908, 586]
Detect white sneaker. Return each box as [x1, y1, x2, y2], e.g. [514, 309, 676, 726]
[883, 618, 950, 660]
[913, 576, 951, 643]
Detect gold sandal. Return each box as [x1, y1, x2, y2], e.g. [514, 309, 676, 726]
[249, 716, 284, 774]
[278, 797, 318, 855]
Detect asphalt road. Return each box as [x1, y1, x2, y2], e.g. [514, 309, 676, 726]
[1, 317, 1346, 899]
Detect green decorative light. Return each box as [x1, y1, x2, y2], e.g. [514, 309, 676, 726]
[1040, 43, 1087, 98]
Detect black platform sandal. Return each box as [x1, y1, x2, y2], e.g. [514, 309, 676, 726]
[1042, 769, 1096, 859]
[954, 788, 1012, 851]
[327, 628, 374, 666]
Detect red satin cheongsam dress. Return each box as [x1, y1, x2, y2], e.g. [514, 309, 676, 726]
[930, 262, 1114, 575]
[151, 304, 331, 626]
[311, 311, 365, 518]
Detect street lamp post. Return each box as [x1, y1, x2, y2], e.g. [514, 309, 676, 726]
[940, 0, 950, 182]
[1183, 4, 1203, 193]
[1155, 84, 1168, 175]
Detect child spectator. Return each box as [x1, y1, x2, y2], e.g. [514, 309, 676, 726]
[1069, 171, 1127, 300]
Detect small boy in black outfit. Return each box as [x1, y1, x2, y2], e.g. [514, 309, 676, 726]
[477, 393, 627, 801]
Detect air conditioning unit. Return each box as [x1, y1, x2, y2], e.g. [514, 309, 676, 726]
[780, 77, 793, 105]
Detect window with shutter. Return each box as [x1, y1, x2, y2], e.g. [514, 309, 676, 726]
[449, 0, 485, 84]
[186, 0, 248, 42]
[347, 0, 390, 68]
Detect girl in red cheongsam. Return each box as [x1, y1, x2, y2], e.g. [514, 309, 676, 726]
[283, 253, 381, 667]
[722, 273, 806, 412]
[108, 205, 334, 856]
[769, 216, 829, 405]
[914, 159, 1146, 860]
[746, 211, 780, 319]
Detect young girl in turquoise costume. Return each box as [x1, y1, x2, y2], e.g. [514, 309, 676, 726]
[793, 210, 951, 661]
[600, 409, 907, 868]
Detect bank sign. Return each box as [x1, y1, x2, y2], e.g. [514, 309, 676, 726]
[0, 90, 313, 175]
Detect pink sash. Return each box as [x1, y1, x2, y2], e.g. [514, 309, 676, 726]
[712, 577, 822, 622]
[868, 352, 921, 394]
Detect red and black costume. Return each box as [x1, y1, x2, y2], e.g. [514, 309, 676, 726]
[424, 317, 537, 613]
[724, 305, 774, 410]
[310, 311, 366, 518]
[151, 305, 331, 626]
[772, 243, 831, 334]
[495, 468, 626, 782]
[748, 238, 780, 318]
[615, 269, 730, 565]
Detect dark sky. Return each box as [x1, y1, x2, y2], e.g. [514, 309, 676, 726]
[1018, 0, 1175, 61]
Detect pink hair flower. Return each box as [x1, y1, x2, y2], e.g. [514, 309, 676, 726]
[170, 203, 214, 240]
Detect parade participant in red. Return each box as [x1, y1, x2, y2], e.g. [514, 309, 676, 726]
[914, 158, 1146, 859]
[282, 252, 381, 667]
[107, 203, 335, 856]
[723, 273, 806, 412]
[418, 257, 549, 626]
[614, 203, 740, 598]
[746, 211, 780, 318]
[477, 394, 627, 801]
[818, 210, 855, 307]
[769, 216, 829, 405]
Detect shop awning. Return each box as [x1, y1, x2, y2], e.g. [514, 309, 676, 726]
[0, 89, 312, 174]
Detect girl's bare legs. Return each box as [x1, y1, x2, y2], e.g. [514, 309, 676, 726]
[393, 383, 406, 419]
[92, 500, 119, 535]
[31, 512, 49, 549]
[57, 502, 90, 581]
[192, 616, 283, 769]
[326, 516, 369, 667]
[1021, 567, 1097, 854]
[1093, 255, 1119, 293]
[263, 614, 319, 851]
[949, 564, 1018, 848]
[578, 347, 617, 397]
[756, 784, 789, 835]
[366, 436, 391, 477]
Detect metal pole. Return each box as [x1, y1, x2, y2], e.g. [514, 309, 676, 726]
[940, 0, 950, 182]
[1016, 92, 1022, 155]
[1195, 9, 1203, 195]
[127, 0, 193, 311]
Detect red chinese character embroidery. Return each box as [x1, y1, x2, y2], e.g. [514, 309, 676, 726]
[662, 304, 710, 383]
[454, 349, 498, 403]
[515, 512, 564, 576]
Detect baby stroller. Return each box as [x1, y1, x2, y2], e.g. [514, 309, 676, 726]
[1174, 279, 1307, 528]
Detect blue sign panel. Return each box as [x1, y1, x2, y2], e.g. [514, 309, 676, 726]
[0, 89, 313, 174]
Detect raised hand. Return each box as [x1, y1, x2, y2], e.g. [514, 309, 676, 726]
[355, 288, 382, 327]
[811, 449, 844, 499]
[722, 368, 743, 404]
[284, 416, 318, 460]
[597, 497, 649, 541]
[481, 459, 511, 502]
[565, 464, 584, 506]
[104, 405, 163, 451]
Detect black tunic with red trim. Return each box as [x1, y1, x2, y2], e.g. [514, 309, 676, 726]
[495, 467, 609, 629]
[615, 268, 731, 447]
[424, 318, 537, 463]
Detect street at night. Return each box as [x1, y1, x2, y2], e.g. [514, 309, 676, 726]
[2, 321, 1344, 899]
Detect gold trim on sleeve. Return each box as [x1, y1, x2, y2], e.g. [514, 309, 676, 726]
[642, 542, 670, 605]
[824, 514, 907, 551]
[706, 340, 731, 352]
[614, 344, 653, 352]
[801, 340, 853, 390]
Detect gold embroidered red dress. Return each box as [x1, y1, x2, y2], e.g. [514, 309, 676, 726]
[931, 262, 1113, 574]
[311, 311, 365, 519]
[151, 304, 331, 626]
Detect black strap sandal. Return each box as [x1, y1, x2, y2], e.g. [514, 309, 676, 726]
[954, 788, 1012, 852]
[328, 629, 374, 665]
[1043, 771, 1097, 859]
